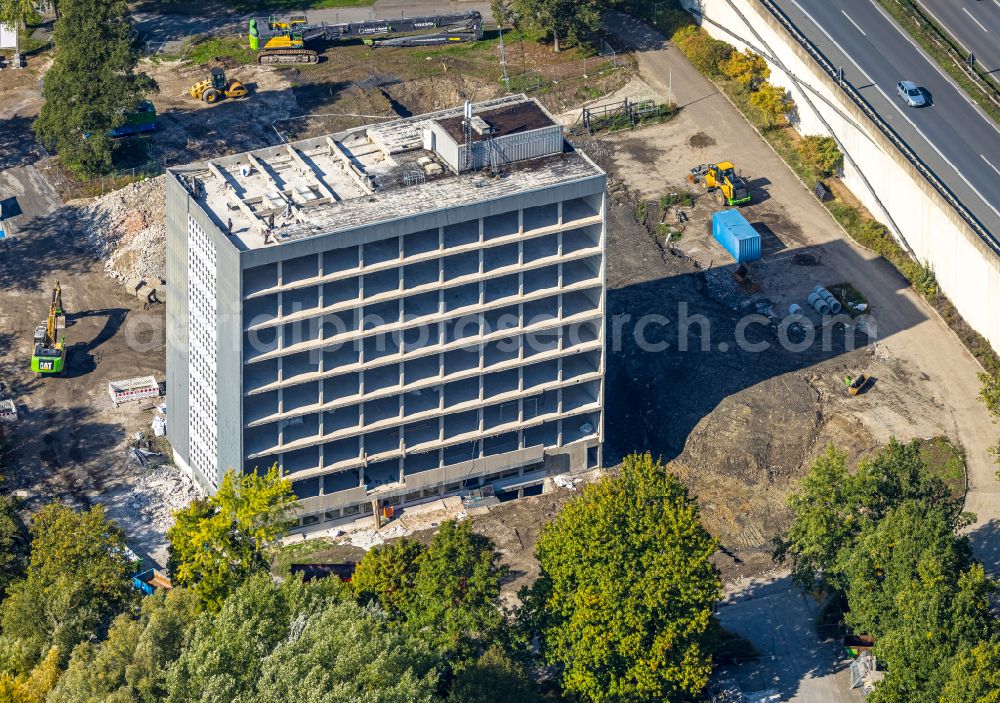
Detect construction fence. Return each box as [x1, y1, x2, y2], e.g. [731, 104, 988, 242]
[36, 140, 164, 201]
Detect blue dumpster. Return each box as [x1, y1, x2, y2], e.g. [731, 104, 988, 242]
[712, 210, 761, 263]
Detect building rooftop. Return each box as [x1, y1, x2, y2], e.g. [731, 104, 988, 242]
[167, 95, 604, 252]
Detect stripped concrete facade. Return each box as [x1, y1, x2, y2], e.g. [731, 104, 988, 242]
[166, 96, 607, 528]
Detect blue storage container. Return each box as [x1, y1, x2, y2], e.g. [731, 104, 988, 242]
[711, 210, 761, 263]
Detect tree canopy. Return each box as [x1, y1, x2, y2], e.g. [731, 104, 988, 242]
[510, 0, 602, 52]
[780, 440, 996, 703]
[33, 0, 157, 176]
[524, 452, 721, 703]
[775, 441, 966, 591]
[797, 135, 843, 178]
[720, 49, 770, 91]
[166, 465, 296, 611]
[0, 503, 135, 676]
[941, 638, 1000, 703]
[48, 588, 199, 703]
[0, 496, 28, 601]
[352, 537, 424, 617]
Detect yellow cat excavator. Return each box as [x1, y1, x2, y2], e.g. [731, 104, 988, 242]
[188, 68, 249, 104]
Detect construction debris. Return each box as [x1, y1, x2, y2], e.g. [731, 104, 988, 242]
[109, 376, 160, 406]
[0, 398, 17, 422]
[80, 176, 166, 283]
[119, 461, 201, 534]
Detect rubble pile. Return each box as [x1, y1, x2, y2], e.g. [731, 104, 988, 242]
[81, 175, 166, 283]
[122, 461, 201, 533]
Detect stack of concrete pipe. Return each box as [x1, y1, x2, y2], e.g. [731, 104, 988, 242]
[808, 285, 842, 314]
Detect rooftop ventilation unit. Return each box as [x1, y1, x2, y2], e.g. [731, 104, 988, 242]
[470, 116, 494, 135]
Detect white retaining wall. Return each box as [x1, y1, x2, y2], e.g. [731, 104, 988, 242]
[687, 0, 1000, 351]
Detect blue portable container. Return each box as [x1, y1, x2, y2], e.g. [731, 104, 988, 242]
[711, 210, 761, 263]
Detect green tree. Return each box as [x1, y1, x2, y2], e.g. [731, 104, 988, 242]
[941, 638, 1000, 703]
[402, 520, 507, 661]
[352, 538, 425, 617]
[0, 496, 28, 600]
[797, 135, 843, 178]
[490, 0, 514, 27]
[447, 645, 541, 703]
[167, 573, 346, 703]
[524, 452, 721, 703]
[33, 0, 157, 177]
[255, 599, 440, 703]
[775, 441, 965, 590]
[749, 82, 794, 128]
[166, 465, 295, 611]
[720, 49, 769, 91]
[979, 368, 1000, 473]
[0, 0, 35, 30]
[48, 588, 199, 703]
[0, 503, 135, 675]
[511, 0, 601, 52]
[780, 441, 995, 703]
[0, 646, 61, 703]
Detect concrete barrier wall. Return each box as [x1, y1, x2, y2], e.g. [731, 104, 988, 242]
[689, 0, 1000, 351]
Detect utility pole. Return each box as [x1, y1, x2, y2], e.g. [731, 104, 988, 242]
[498, 24, 510, 91]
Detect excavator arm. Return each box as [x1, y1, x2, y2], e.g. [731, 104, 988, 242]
[251, 11, 483, 64]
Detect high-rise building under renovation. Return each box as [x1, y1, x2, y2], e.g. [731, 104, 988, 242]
[166, 95, 606, 529]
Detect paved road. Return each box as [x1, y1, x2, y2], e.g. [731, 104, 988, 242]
[718, 575, 862, 703]
[918, 0, 1000, 73]
[770, 0, 1000, 246]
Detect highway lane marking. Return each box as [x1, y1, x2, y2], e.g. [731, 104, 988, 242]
[866, 0, 1000, 140]
[785, 0, 1000, 224]
[842, 10, 867, 35]
[982, 155, 1000, 177]
[962, 7, 989, 32]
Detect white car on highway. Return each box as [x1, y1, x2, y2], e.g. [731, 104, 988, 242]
[896, 80, 927, 107]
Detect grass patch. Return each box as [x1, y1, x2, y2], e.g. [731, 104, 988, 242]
[874, 0, 1000, 126]
[918, 436, 966, 499]
[270, 537, 346, 578]
[660, 189, 695, 209]
[227, 0, 371, 12]
[185, 36, 257, 65]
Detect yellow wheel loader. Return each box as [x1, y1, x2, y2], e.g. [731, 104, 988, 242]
[688, 161, 752, 206]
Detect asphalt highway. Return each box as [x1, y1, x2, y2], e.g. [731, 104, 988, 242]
[769, 0, 1000, 245]
[917, 0, 1000, 73]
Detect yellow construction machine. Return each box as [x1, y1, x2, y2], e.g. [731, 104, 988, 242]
[30, 282, 66, 376]
[188, 68, 249, 104]
[689, 162, 752, 206]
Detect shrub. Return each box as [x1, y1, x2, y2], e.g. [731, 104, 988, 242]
[797, 136, 843, 178]
[720, 49, 770, 91]
[673, 25, 732, 78]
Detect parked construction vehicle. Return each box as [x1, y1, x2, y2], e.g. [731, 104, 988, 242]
[30, 283, 66, 376]
[188, 68, 249, 104]
[248, 11, 483, 64]
[689, 162, 752, 206]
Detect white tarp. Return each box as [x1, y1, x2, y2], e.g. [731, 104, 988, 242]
[0, 23, 16, 50]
